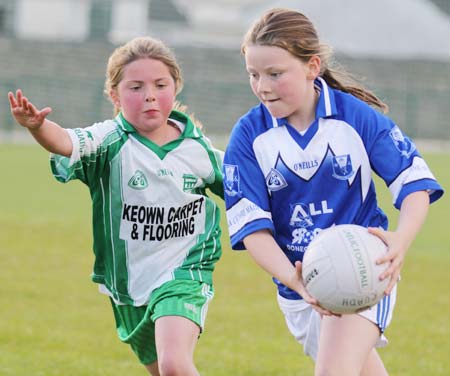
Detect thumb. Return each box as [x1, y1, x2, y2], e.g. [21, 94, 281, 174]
[37, 107, 52, 122]
[40, 107, 52, 117]
[368, 227, 391, 265]
[294, 260, 303, 279]
[368, 226, 387, 245]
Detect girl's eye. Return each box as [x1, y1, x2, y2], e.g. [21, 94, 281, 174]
[130, 86, 141, 91]
[249, 73, 258, 79]
[270, 72, 281, 78]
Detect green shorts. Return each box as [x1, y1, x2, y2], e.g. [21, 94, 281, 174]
[110, 279, 214, 365]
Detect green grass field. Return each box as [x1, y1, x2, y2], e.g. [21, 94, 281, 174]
[1, 144, 449, 375]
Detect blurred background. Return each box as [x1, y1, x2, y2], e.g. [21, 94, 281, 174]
[1, 0, 450, 146]
[1, 3, 449, 375]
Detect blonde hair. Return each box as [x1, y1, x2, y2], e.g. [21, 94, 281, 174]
[104, 36, 184, 116]
[242, 8, 388, 113]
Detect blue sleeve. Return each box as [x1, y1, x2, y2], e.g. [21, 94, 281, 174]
[223, 118, 274, 250]
[351, 104, 444, 208]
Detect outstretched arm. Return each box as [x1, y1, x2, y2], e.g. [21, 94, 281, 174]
[243, 229, 334, 316]
[370, 190, 429, 294]
[8, 89, 73, 157]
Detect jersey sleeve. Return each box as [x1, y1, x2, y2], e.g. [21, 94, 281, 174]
[50, 120, 123, 186]
[359, 108, 444, 209]
[199, 135, 225, 199]
[223, 119, 274, 250]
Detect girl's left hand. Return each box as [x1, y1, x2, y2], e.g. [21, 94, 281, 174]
[367, 227, 407, 295]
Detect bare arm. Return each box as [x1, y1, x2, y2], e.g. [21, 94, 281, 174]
[369, 190, 429, 294]
[243, 229, 333, 315]
[8, 89, 73, 156]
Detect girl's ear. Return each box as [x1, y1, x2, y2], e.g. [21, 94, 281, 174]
[307, 55, 321, 80]
[110, 89, 120, 108]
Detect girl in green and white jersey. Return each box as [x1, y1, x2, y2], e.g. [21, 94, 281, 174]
[9, 36, 223, 376]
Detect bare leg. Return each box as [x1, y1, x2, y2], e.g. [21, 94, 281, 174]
[145, 361, 160, 376]
[315, 314, 386, 376]
[155, 316, 201, 376]
[361, 348, 388, 376]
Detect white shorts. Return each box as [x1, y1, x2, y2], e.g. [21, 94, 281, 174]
[277, 285, 397, 361]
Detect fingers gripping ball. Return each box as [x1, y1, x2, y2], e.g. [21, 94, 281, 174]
[302, 224, 389, 314]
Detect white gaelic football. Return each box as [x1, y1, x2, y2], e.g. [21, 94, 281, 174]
[302, 224, 389, 314]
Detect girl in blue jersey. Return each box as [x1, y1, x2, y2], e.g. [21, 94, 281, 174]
[223, 8, 443, 375]
[9, 37, 223, 376]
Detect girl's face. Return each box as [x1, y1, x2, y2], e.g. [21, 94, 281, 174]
[245, 45, 320, 130]
[111, 58, 176, 137]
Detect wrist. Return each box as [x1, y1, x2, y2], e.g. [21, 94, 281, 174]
[27, 122, 44, 132]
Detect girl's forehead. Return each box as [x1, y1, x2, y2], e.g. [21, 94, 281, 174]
[122, 58, 172, 80]
[245, 45, 298, 68]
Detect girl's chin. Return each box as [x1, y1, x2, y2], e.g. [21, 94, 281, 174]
[266, 109, 289, 120]
[263, 103, 288, 117]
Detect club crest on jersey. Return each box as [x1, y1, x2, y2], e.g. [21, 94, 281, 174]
[266, 168, 287, 191]
[128, 170, 149, 190]
[332, 154, 354, 180]
[390, 125, 416, 157]
[223, 164, 241, 197]
[182, 174, 198, 192]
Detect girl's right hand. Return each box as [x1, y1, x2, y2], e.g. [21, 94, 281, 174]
[293, 261, 338, 316]
[8, 89, 52, 131]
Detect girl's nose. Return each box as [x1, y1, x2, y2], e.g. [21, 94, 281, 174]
[145, 90, 156, 102]
[257, 77, 270, 94]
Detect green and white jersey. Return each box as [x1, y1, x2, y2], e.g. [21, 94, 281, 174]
[51, 110, 223, 306]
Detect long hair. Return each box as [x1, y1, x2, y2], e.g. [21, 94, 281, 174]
[242, 8, 388, 113]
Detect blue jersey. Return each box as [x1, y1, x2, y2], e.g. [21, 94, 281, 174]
[223, 77, 443, 300]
